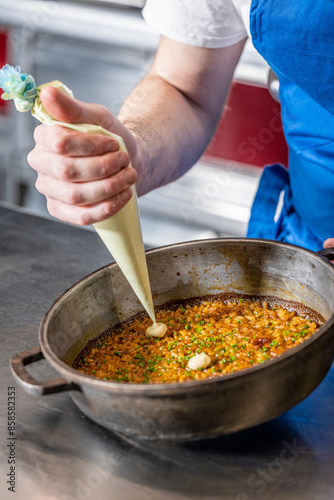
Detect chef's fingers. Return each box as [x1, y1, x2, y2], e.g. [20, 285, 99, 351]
[46, 190, 133, 226]
[35, 167, 137, 207]
[33, 124, 123, 158]
[40, 86, 127, 136]
[323, 238, 334, 263]
[28, 148, 130, 182]
[324, 238, 334, 248]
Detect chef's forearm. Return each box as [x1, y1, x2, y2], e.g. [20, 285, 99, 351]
[118, 72, 215, 196]
[118, 35, 246, 196]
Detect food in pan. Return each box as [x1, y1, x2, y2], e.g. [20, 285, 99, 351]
[73, 294, 322, 384]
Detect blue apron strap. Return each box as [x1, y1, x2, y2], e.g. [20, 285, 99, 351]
[250, 0, 334, 115]
[247, 164, 289, 239]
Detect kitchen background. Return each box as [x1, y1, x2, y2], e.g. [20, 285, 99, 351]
[0, 0, 288, 248]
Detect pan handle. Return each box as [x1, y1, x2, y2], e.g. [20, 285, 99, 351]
[316, 247, 334, 263]
[11, 345, 80, 396]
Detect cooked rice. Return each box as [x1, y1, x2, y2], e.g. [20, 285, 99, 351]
[74, 295, 321, 384]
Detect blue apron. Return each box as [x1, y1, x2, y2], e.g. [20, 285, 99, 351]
[246, 0, 334, 251]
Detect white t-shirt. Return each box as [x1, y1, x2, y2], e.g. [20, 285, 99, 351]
[142, 0, 251, 49]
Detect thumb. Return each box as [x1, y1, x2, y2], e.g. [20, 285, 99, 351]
[40, 86, 117, 130]
[39, 86, 139, 161]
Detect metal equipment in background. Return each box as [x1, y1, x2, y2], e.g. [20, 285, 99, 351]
[0, 0, 283, 247]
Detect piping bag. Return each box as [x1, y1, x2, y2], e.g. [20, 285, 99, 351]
[0, 64, 167, 337]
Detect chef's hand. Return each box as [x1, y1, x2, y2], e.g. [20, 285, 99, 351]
[324, 238, 334, 248]
[324, 237, 334, 248]
[27, 86, 139, 225]
[323, 238, 334, 263]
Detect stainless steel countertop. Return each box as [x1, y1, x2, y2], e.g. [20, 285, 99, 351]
[0, 204, 334, 500]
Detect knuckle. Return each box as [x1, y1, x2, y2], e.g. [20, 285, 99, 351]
[27, 150, 36, 168]
[76, 210, 91, 226]
[104, 177, 118, 198]
[34, 177, 45, 195]
[53, 132, 70, 155]
[66, 188, 82, 206]
[103, 200, 118, 216]
[99, 153, 116, 177]
[99, 156, 110, 178]
[81, 138, 97, 156]
[34, 178, 42, 193]
[59, 160, 76, 181]
[46, 199, 56, 217]
[94, 103, 109, 118]
[33, 124, 45, 143]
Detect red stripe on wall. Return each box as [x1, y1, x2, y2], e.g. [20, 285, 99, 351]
[204, 81, 288, 168]
[0, 31, 7, 109]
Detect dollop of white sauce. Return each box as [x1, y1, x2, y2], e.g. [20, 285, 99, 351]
[188, 352, 211, 371]
[145, 322, 167, 338]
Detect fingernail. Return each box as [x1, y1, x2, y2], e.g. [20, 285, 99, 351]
[123, 167, 136, 184]
[119, 152, 129, 168]
[120, 189, 132, 203]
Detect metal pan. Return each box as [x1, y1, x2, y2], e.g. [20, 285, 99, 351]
[11, 239, 334, 441]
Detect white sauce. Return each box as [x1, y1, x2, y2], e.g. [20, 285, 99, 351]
[188, 352, 211, 371]
[145, 322, 167, 338]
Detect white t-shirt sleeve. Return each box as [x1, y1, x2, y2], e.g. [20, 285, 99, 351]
[142, 0, 248, 49]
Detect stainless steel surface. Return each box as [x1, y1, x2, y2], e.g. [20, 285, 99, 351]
[139, 160, 260, 243]
[11, 236, 334, 440]
[1, 204, 334, 499]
